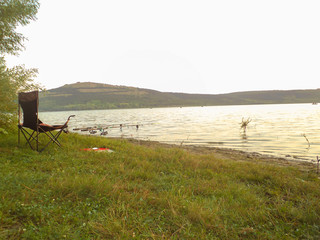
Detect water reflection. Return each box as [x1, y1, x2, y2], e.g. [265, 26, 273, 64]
[240, 133, 248, 141]
[39, 104, 320, 162]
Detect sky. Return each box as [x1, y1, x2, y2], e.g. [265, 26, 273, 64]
[6, 0, 320, 94]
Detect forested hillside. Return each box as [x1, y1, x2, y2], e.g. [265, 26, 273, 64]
[39, 82, 320, 111]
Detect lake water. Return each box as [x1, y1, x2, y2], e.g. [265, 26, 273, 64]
[39, 104, 320, 162]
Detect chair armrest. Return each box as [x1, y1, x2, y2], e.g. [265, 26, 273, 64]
[68, 115, 76, 120]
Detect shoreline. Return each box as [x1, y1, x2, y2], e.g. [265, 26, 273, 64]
[121, 138, 316, 171]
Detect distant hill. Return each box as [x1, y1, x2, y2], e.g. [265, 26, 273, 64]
[39, 82, 320, 111]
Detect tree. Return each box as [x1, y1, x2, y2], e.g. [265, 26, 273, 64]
[0, 0, 39, 55]
[0, 0, 40, 133]
[0, 57, 38, 133]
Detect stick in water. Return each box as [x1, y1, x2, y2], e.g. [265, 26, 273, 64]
[302, 134, 310, 148]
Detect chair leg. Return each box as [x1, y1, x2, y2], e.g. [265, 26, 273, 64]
[19, 126, 68, 152]
[36, 126, 39, 152]
[18, 126, 20, 145]
[41, 130, 61, 146]
[39, 129, 65, 152]
[27, 131, 42, 145]
[19, 128, 36, 150]
[48, 131, 62, 145]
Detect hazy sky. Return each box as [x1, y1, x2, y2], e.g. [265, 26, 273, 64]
[6, 0, 320, 94]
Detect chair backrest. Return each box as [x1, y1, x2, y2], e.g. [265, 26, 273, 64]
[18, 91, 39, 131]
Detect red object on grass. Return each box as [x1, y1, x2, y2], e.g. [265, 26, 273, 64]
[81, 147, 113, 152]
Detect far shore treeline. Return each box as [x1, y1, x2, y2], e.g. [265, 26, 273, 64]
[39, 82, 320, 111]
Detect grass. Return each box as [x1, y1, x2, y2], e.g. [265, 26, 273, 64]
[0, 131, 320, 239]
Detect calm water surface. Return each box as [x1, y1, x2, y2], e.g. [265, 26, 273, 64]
[39, 104, 320, 162]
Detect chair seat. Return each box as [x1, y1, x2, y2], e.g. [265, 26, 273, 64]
[38, 123, 67, 132]
[19, 123, 67, 132]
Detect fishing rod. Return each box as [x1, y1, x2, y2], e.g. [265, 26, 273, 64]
[72, 122, 156, 135]
[73, 122, 155, 130]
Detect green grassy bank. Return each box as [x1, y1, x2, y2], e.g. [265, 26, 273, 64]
[0, 132, 319, 239]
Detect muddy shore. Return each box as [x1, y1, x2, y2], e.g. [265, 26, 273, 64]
[122, 138, 317, 172]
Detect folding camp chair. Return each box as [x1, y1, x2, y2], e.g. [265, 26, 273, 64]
[18, 90, 75, 152]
